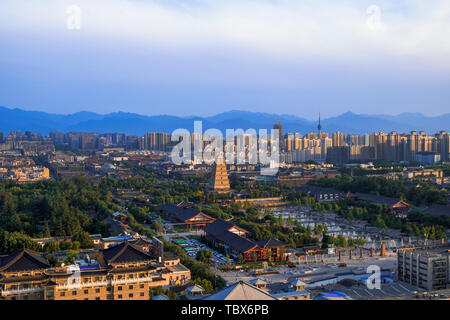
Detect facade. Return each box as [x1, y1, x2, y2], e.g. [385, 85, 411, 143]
[0, 242, 191, 300]
[156, 202, 216, 228]
[397, 247, 450, 291]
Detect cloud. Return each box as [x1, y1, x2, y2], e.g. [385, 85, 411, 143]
[1, 0, 450, 68]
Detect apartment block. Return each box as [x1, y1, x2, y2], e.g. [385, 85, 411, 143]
[397, 248, 450, 291]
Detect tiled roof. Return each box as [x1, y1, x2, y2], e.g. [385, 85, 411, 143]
[187, 284, 205, 293]
[352, 192, 410, 207]
[0, 249, 50, 273]
[216, 231, 258, 253]
[203, 219, 237, 237]
[256, 238, 288, 248]
[129, 237, 152, 246]
[101, 241, 153, 264]
[175, 208, 214, 223]
[250, 278, 266, 286]
[204, 281, 276, 300]
[157, 204, 184, 215]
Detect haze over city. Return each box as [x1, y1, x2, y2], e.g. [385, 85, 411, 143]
[1, 0, 450, 119]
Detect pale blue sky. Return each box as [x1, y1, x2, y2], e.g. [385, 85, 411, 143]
[0, 0, 449, 119]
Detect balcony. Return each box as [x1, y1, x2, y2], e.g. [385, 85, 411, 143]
[56, 280, 108, 290]
[0, 287, 43, 297]
[111, 277, 154, 285]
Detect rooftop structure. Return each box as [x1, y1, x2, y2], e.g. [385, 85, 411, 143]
[203, 281, 276, 300]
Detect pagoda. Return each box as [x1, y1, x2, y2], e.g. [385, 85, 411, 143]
[211, 156, 231, 193]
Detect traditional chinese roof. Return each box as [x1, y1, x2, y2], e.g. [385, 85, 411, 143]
[0, 249, 50, 273]
[175, 208, 215, 223]
[101, 241, 153, 264]
[129, 237, 152, 247]
[215, 232, 258, 253]
[250, 278, 266, 286]
[203, 219, 248, 237]
[256, 238, 288, 248]
[204, 281, 276, 300]
[352, 193, 411, 208]
[187, 284, 205, 294]
[157, 204, 184, 215]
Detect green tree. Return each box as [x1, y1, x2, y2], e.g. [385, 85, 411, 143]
[72, 231, 93, 248]
[196, 249, 214, 264]
[43, 240, 60, 253]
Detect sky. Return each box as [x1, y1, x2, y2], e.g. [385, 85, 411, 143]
[0, 0, 449, 120]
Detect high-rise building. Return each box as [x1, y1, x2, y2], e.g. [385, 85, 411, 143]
[140, 132, 172, 151]
[332, 131, 345, 147]
[326, 146, 350, 165]
[273, 122, 285, 152]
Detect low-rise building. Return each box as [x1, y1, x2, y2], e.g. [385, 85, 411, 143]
[0, 242, 191, 300]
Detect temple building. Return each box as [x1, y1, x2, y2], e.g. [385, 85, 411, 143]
[203, 219, 287, 262]
[211, 157, 231, 194]
[156, 202, 216, 229]
[0, 241, 191, 300]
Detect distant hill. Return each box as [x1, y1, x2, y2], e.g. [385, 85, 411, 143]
[0, 106, 449, 136]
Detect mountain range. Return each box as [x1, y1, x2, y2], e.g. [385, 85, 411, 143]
[1, 106, 450, 136]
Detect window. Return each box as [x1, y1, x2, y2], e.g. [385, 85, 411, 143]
[118, 295, 122, 299]
[129, 293, 133, 298]
[139, 284, 144, 289]
[140, 292, 144, 297]
[118, 286, 122, 291]
[72, 291, 77, 296]
[95, 289, 100, 293]
[129, 285, 133, 290]
[84, 290, 88, 294]
[96, 297, 100, 300]
[60, 292, 66, 297]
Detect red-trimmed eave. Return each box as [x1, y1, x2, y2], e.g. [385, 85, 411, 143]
[227, 225, 250, 235]
[391, 200, 412, 209]
[242, 245, 260, 254]
[185, 212, 216, 223]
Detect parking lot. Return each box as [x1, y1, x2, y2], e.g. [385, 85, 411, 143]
[171, 236, 232, 266]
